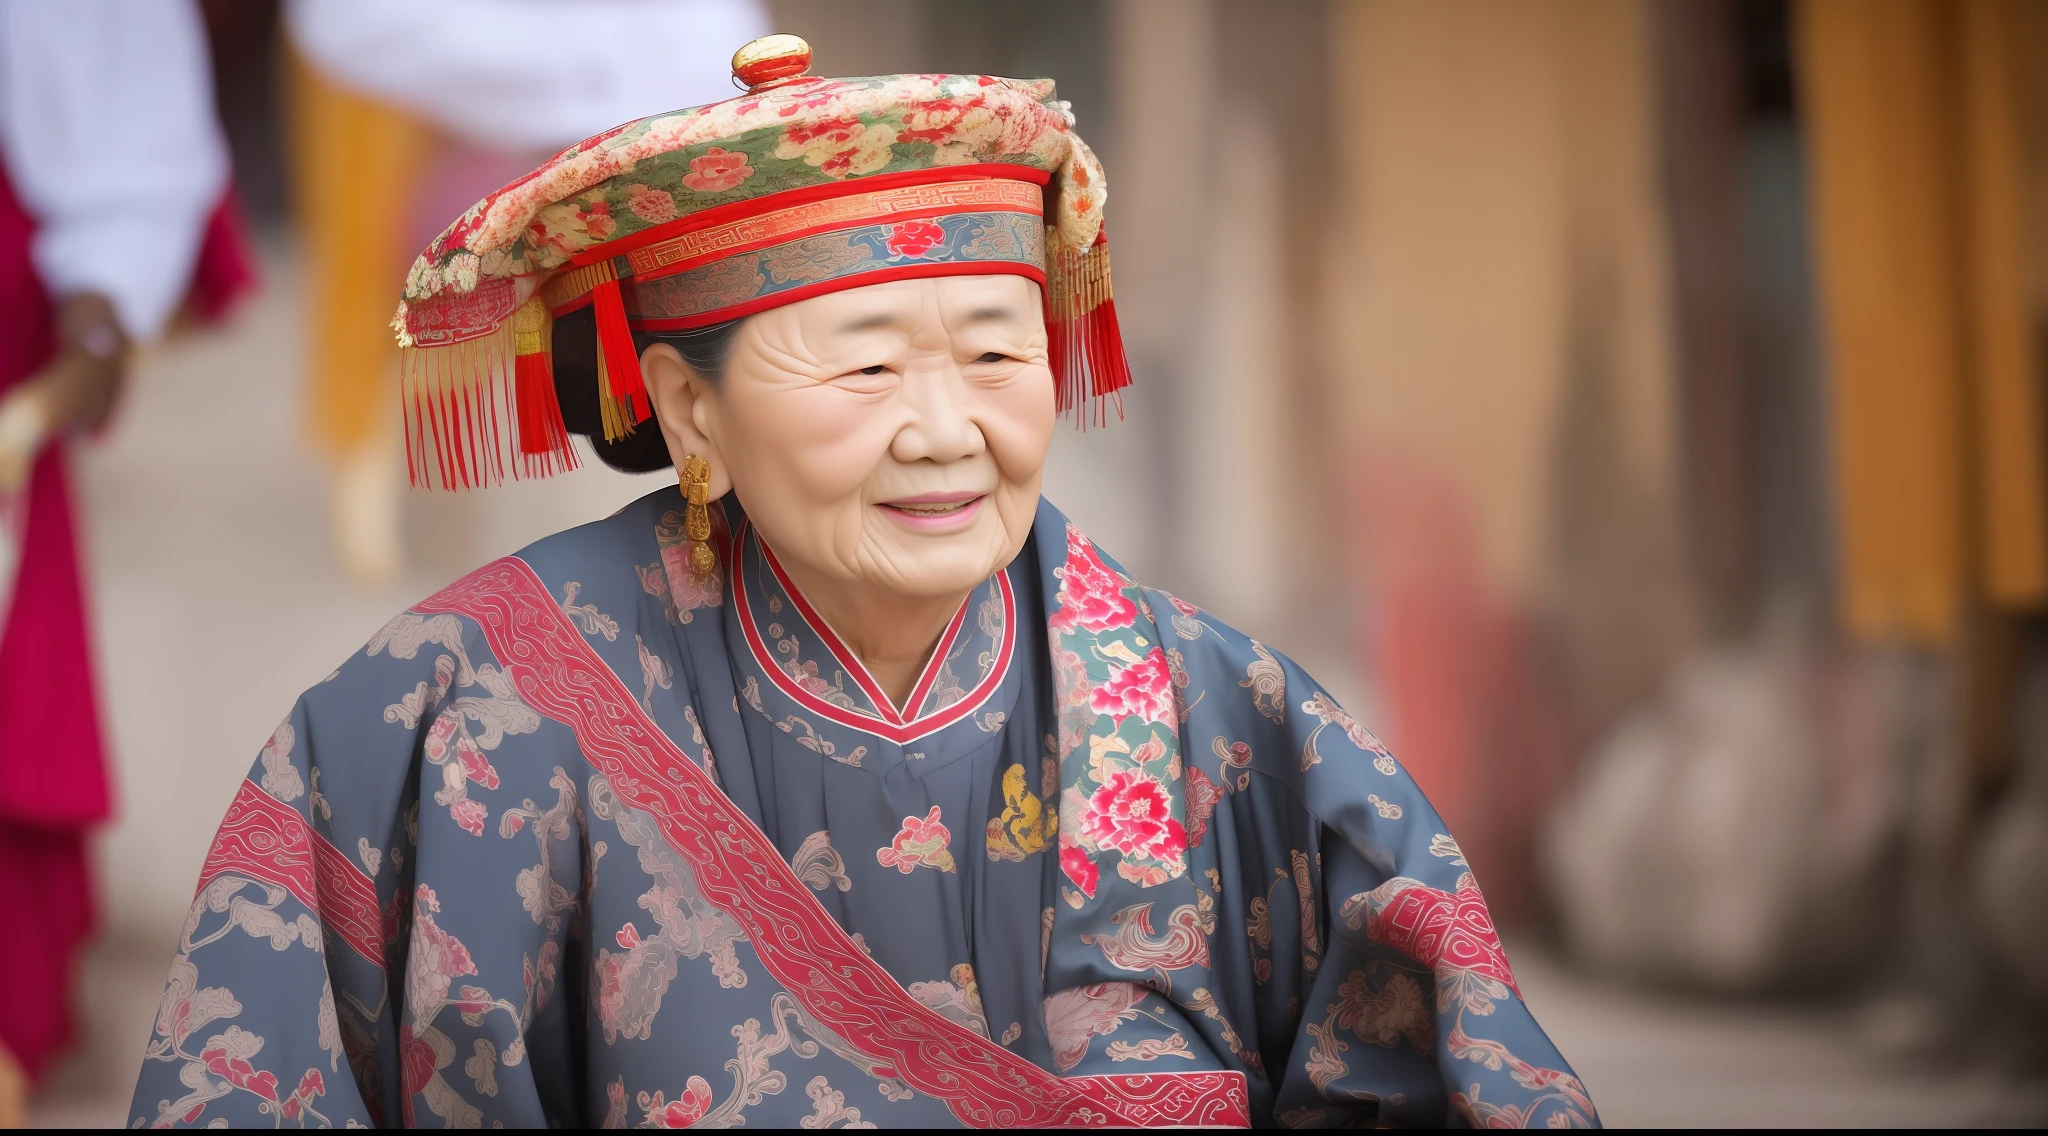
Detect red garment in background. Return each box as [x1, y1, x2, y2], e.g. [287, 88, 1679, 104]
[0, 163, 253, 1082]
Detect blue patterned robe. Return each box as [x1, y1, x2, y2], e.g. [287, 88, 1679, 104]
[129, 489, 1595, 1128]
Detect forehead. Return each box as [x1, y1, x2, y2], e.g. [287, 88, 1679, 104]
[782, 275, 1044, 334]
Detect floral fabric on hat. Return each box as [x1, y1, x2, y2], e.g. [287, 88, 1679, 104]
[396, 73, 1104, 341]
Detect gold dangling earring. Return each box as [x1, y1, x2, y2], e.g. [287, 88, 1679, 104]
[681, 453, 716, 579]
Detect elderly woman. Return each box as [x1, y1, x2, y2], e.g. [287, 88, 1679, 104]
[130, 37, 1593, 1129]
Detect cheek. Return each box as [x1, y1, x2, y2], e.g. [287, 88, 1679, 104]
[980, 367, 1058, 487]
[728, 387, 898, 506]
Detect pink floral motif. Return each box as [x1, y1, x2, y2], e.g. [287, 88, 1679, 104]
[885, 219, 947, 258]
[448, 797, 488, 837]
[897, 94, 1045, 164]
[1082, 770, 1187, 866]
[655, 542, 724, 619]
[527, 197, 616, 257]
[1185, 765, 1222, 849]
[199, 1030, 279, 1102]
[623, 183, 678, 224]
[646, 1076, 714, 1127]
[775, 116, 899, 178]
[785, 658, 837, 699]
[407, 885, 479, 1014]
[398, 1024, 436, 1105]
[768, 81, 857, 116]
[579, 200, 616, 239]
[876, 805, 957, 873]
[680, 147, 755, 193]
[450, 985, 494, 1016]
[425, 717, 497, 835]
[1049, 528, 1137, 634]
[596, 954, 626, 1026]
[898, 96, 986, 147]
[455, 736, 499, 790]
[423, 715, 456, 763]
[616, 923, 642, 949]
[279, 1068, 326, 1120]
[1060, 843, 1099, 897]
[1091, 649, 1175, 727]
[430, 203, 489, 262]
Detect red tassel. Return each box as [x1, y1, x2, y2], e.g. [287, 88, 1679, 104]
[1044, 302, 1131, 426]
[1044, 221, 1130, 426]
[514, 349, 568, 457]
[512, 298, 571, 460]
[1084, 297, 1132, 423]
[593, 274, 649, 426]
[1047, 313, 1076, 415]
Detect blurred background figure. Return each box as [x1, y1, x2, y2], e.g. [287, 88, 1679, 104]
[283, 0, 767, 585]
[16, 0, 2048, 1126]
[0, 0, 253, 1122]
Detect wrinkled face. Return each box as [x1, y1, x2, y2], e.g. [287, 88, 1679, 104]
[648, 274, 1057, 600]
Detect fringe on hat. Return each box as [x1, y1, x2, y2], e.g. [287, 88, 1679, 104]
[542, 259, 653, 444]
[1044, 224, 1132, 427]
[398, 297, 581, 490]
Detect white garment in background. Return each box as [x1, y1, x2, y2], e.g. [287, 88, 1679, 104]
[0, 0, 229, 341]
[285, 0, 771, 152]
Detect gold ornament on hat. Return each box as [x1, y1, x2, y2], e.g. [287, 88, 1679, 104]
[731, 35, 812, 91]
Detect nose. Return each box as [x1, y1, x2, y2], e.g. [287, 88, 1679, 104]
[891, 358, 987, 465]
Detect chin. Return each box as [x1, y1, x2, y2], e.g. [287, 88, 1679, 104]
[873, 528, 1013, 595]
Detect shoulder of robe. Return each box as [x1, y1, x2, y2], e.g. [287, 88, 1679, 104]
[1131, 582, 1302, 715]
[506, 487, 672, 590]
[501, 488, 698, 653]
[1131, 583, 1394, 793]
[284, 496, 677, 787]
[283, 553, 590, 853]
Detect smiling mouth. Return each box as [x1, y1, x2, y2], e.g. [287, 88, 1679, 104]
[888, 500, 975, 516]
[877, 494, 987, 522]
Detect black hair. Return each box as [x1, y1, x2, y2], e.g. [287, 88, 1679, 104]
[550, 306, 748, 473]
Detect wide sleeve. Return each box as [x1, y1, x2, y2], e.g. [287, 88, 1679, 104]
[0, 0, 227, 339]
[128, 609, 590, 1128]
[1164, 600, 1599, 1128]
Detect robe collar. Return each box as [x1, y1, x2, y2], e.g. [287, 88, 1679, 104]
[725, 513, 1017, 749]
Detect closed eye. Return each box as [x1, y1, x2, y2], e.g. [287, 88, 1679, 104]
[974, 352, 1011, 363]
[858, 364, 888, 375]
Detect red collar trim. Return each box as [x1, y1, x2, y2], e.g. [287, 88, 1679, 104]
[730, 520, 1015, 746]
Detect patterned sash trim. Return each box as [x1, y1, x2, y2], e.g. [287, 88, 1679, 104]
[194, 780, 387, 968]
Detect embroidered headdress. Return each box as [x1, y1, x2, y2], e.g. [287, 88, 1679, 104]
[392, 34, 1127, 489]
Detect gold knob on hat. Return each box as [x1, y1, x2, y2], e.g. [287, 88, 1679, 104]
[732, 34, 812, 91]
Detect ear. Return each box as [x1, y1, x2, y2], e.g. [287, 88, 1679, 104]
[640, 341, 734, 498]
